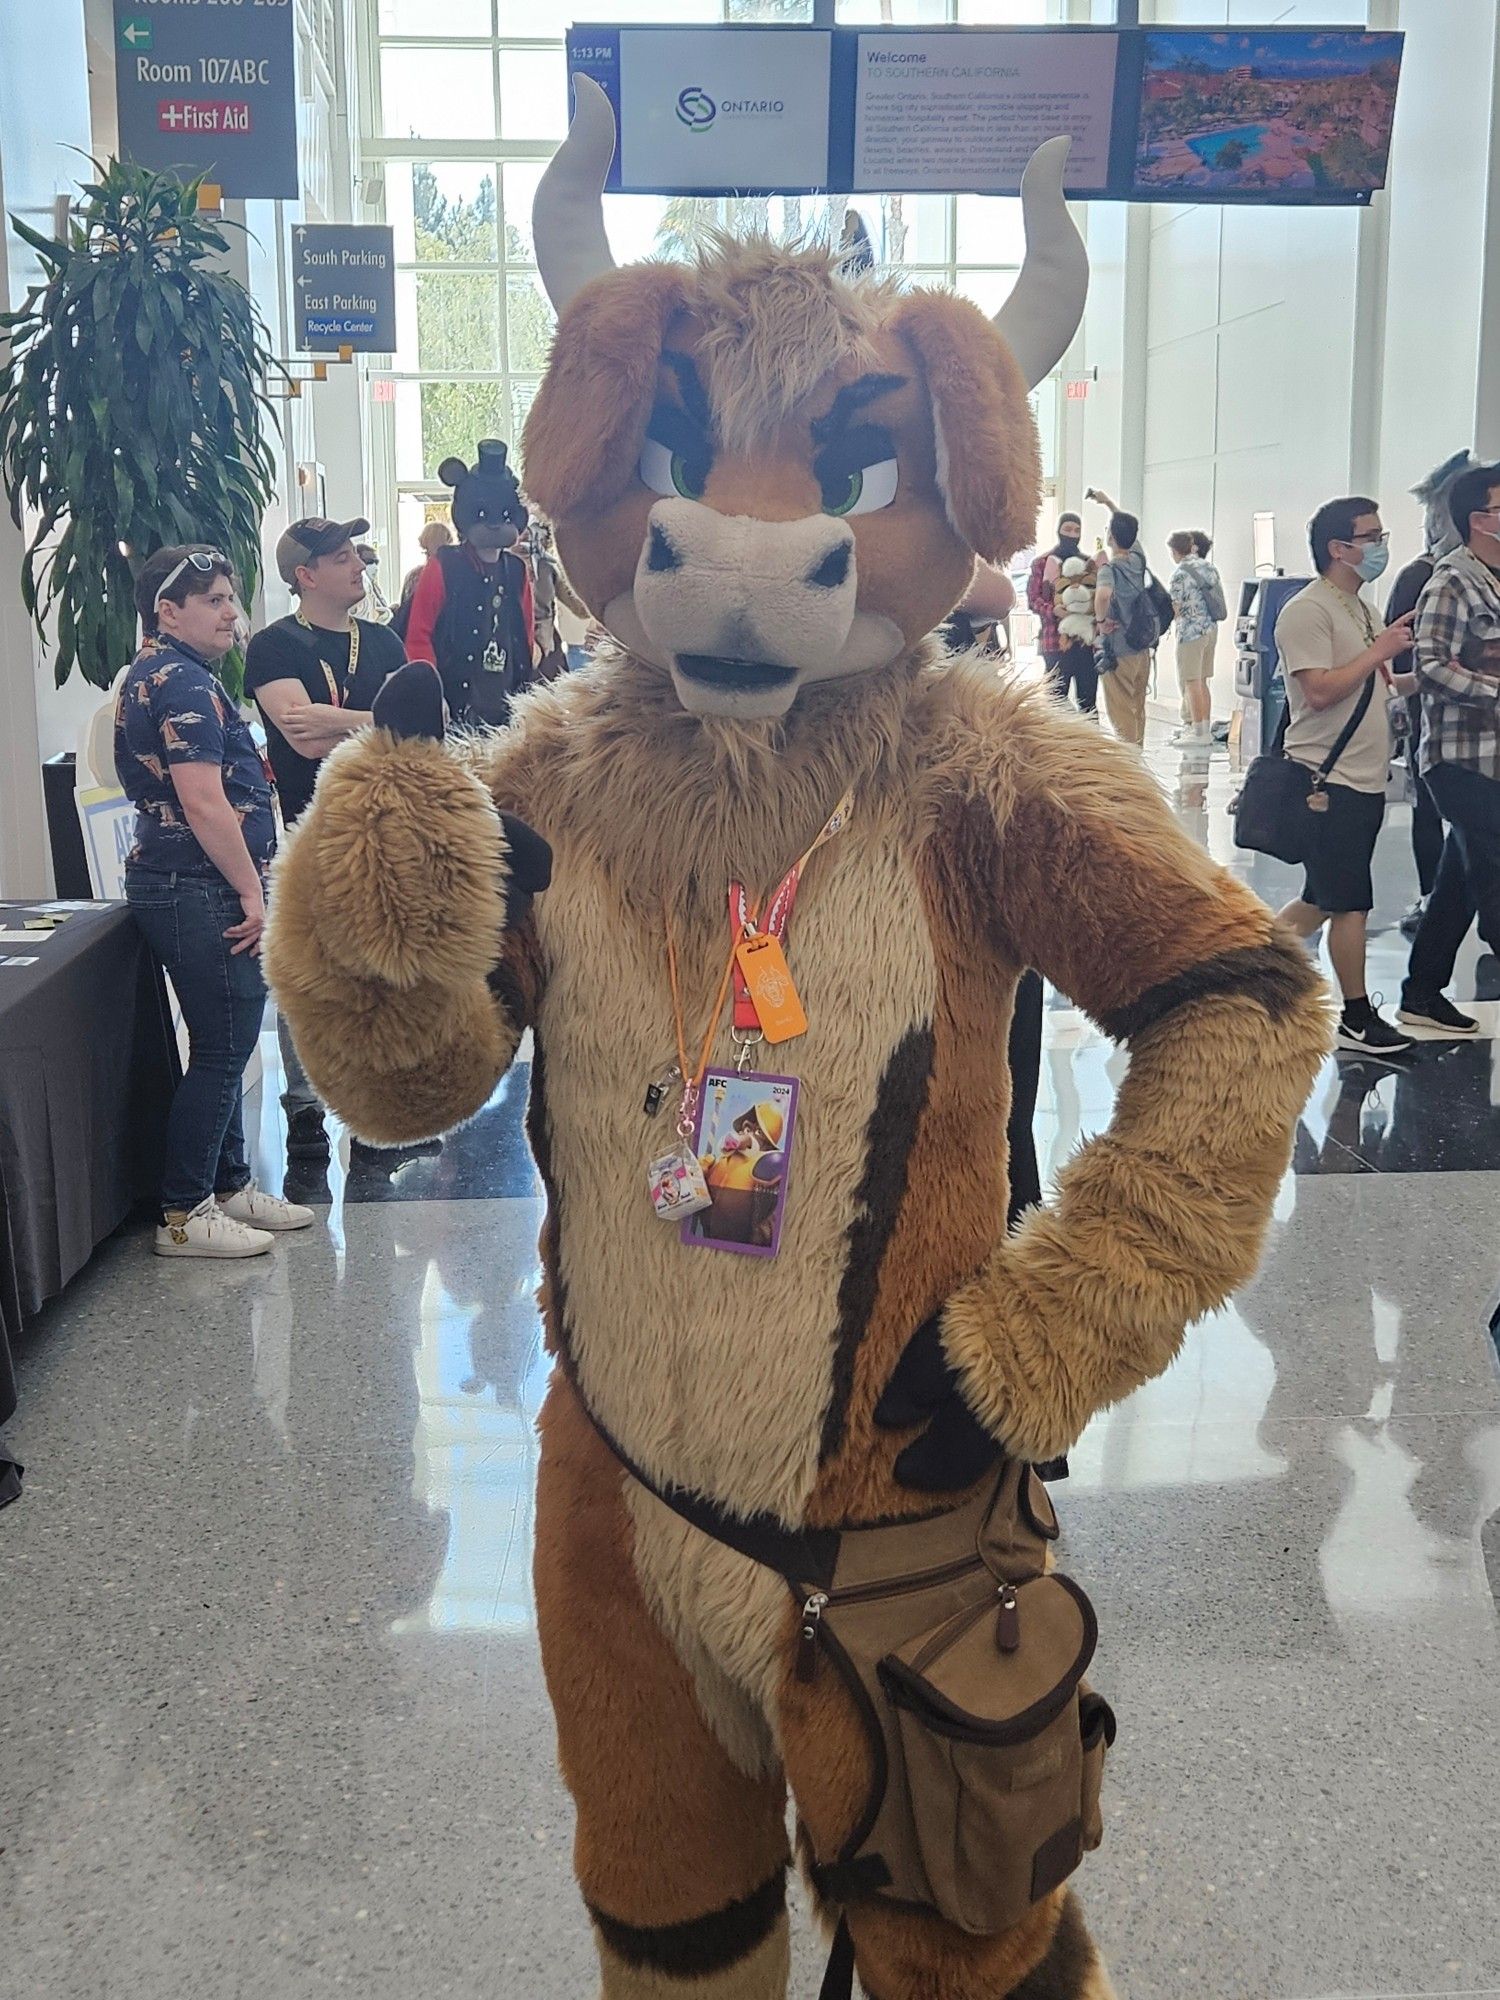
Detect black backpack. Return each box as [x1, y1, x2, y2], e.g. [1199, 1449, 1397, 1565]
[1118, 560, 1172, 652]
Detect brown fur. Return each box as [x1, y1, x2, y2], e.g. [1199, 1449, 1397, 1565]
[534, 1378, 791, 1923]
[521, 262, 691, 523]
[890, 290, 1042, 562]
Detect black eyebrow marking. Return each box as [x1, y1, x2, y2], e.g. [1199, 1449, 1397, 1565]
[810, 373, 908, 448]
[660, 350, 712, 432]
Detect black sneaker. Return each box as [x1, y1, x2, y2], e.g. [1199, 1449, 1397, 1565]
[286, 1104, 329, 1160]
[1336, 1009, 1415, 1056]
[1397, 990, 1479, 1035]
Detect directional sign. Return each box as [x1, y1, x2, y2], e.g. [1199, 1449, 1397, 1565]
[292, 226, 396, 354]
[113, 0, 298, 201]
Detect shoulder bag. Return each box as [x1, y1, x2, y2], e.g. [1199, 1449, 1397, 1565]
[1231, 673, 1375, 865]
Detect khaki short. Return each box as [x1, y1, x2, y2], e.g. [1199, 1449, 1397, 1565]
[1176, 632, 1216, 684]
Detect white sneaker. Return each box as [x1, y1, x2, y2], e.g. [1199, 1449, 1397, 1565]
[219, 1183, 316, 1233]
[155, 1196, 274, 1260]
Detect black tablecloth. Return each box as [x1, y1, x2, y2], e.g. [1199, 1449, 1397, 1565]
[0, 902, 177, 1438]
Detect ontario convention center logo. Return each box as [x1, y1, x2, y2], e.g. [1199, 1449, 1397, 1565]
[676, 86, 717, 130]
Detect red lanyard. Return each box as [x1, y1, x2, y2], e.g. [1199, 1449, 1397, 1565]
[728, 791, 854, 1030]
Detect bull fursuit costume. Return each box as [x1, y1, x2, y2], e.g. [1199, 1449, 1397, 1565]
[267, 80, 1329, 2000]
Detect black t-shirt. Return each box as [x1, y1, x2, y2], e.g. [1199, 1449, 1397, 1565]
[244, 614, 405, 825]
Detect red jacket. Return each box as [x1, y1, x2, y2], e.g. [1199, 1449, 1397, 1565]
[404, 546, 536, 667]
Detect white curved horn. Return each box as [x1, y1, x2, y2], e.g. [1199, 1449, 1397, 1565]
[533, 73, 619, 315]
[993, 136, 1089, 391]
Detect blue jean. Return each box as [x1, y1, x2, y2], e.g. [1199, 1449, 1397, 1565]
[125, 869, 266, 1214]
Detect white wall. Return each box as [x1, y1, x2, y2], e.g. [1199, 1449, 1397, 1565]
[1376, 0, 1499, 569]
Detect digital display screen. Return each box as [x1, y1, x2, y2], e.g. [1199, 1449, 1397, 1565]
[1131, 29, 1402, 202]
[568, 24, 1404, 207]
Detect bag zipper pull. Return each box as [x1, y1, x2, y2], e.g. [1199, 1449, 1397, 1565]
[797, 1592, 829, 1682]
[996, 1581, 1021, 1654]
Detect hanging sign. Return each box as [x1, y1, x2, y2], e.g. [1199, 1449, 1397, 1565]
[293, 226, 397, 353]
[113, 0, 299, 201]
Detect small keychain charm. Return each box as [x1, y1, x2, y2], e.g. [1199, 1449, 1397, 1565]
[647, 1083, 713, 1218]
[648, 1148, 712, 1218]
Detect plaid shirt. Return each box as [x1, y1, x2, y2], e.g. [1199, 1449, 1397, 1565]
[1417, 544, 1500, 781]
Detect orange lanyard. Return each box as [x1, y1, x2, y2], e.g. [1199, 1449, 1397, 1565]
[665, 789, 854, 1129]
[666, 918, 741, 1137]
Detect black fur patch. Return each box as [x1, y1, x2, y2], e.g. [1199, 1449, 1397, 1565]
[1100, 935, 1322, 1045]
[819, 1025, 935, 1462]
[589, 1871, 786, 1976]
[1008, 1893, 1096, 1999]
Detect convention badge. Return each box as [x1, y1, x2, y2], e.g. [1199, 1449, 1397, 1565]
[648, 1148, 712, 1219]
[734, 933, 807, 1044]
[681, 1070, 799, 1260]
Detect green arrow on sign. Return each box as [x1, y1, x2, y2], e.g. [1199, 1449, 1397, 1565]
[121, 18, 153, 49]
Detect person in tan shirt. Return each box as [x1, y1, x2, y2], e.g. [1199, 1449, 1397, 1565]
[1274, 495, 1418, 1055]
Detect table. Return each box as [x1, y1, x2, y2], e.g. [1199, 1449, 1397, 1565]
[0, 902, 177, 1470]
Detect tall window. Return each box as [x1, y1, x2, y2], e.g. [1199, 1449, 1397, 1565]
[359, 0, 1055, 570]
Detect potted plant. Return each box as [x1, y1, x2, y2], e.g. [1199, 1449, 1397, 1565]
[0, 159, 281, 699]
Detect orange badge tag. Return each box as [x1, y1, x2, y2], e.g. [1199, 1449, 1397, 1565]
[734, 933, 807, 1044]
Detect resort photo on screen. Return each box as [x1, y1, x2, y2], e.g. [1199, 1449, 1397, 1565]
[1133, 29, 1402, 200]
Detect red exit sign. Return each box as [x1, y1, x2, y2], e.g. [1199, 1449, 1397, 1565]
[1065, 378, 1091, 402]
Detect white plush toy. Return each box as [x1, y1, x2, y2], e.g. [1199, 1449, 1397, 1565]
[1057, 555, 1096, 645]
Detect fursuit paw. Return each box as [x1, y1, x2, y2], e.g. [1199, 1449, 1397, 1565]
[282, 727, 546, 995]
[874, 1312, 1003, 1492]
[373, 659, 446, 742]
[939, 1276, 1093, 1468]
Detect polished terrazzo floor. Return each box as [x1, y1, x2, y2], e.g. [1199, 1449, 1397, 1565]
[3, 713, 1499, 2000]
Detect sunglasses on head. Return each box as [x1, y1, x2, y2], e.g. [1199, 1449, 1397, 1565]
[154, 550, 227, 606]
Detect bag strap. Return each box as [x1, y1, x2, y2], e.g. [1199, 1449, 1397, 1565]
[1314, 672, 1376, 783]
[819, 1916, 857, 2000]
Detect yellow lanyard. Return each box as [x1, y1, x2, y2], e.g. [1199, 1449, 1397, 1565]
[296, 611, 359, 706]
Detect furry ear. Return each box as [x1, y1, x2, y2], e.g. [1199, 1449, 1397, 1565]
[889, 290, 1042, 564]
[521, 263, 692, 522]
[437, 457, 468, 489]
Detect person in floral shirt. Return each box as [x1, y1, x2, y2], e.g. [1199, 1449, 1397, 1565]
[1167, 529, 1227, 745]
[115, 546, 313, 1259]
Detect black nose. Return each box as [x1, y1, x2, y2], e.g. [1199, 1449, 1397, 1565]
[806, 541, 852, 591]
[646, 523, 681, 574]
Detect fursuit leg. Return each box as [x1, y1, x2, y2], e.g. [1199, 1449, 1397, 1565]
[536, 1378, 792, 1999]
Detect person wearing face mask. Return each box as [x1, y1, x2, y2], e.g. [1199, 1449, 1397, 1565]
[1273, 496, 1419, 1055]
[1028, 510, 1097, 713]
[1400, 461, 1500, 1034]
[116, 547, 315, 1257]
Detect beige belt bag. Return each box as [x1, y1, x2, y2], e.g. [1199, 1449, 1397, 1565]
[792, 1460, 1114, 1936]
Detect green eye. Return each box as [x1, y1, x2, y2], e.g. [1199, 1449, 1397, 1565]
[816, 454, 899, 518]
[670, 451, 704, 501]
[641, 434, 709, 502]
[823, 469, 864, 517]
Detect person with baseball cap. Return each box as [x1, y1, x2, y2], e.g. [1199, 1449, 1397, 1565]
[243, 516, 405, 1162]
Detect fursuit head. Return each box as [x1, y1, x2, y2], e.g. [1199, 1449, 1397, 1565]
[522, 76, 1087, 720]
